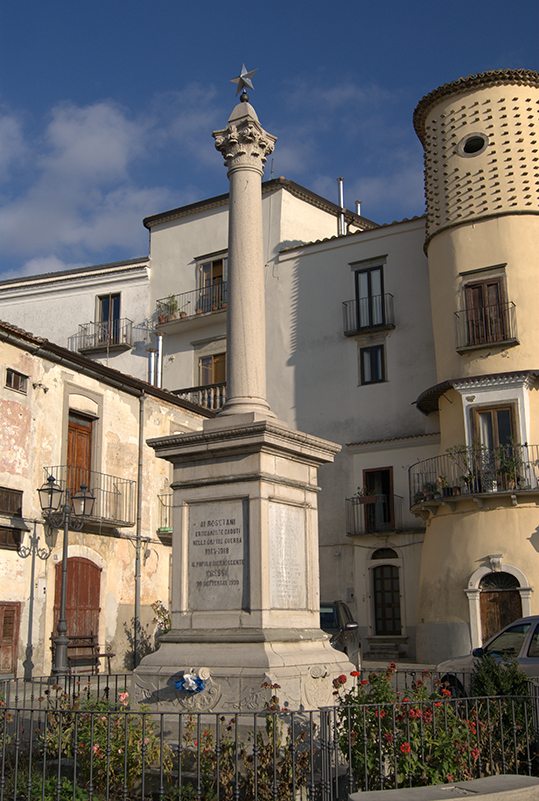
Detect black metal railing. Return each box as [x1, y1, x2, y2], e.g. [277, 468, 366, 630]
[409, 444, 539, 507]
[343, 293, 395, 336]
[455, 301, 517, 350]
[72, 318, 133, 352]
[173, 382, 227, 411]
[157, 283, 228, 323]
[0, 681, 536, 799]
[43, 466, 136, 527]
[346, 494, 403, 535]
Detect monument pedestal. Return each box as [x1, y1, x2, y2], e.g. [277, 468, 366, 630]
[132, 414, 354, 713]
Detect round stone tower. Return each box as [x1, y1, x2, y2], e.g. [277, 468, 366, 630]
[411, 70, 539, 664]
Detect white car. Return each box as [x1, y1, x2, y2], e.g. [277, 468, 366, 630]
[436, 616, 539, 695]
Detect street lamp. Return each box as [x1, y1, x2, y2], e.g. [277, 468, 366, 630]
[37, 475, 95, 676]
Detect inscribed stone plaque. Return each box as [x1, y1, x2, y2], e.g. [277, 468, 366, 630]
[269, 502, 306, 609]
[188, 499, 249, 611]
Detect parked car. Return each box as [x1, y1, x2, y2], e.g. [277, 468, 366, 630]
[436, 615, 539, 695]
[320, 600, 361, 668]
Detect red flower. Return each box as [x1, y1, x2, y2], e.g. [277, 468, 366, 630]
[400, 742, 411, 754]
[338, 674, 347, 684]
[350, 670, 360, 677]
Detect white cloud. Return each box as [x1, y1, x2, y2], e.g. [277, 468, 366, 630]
[0, 96, 208, 273]
[0, 255, 87, 281]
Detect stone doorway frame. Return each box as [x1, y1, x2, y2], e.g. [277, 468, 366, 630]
[465, 558, 532, 650]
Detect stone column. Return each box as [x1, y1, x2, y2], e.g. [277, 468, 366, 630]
[213, 99, 277, 418]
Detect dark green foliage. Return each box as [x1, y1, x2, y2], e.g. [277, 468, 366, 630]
[470, 653, 529, 698]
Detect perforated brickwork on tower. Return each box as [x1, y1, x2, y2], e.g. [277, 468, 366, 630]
[413, 70, 539, 245]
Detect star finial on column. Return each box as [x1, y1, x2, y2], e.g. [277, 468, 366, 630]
[231, 64, 258, 100]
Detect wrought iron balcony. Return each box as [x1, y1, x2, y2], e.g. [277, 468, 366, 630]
[157, 283, 227, 324]
[343, 294, 395, 336]
[346, 494, 403, 535]
[173, 382, 227, 411]
[455, 301, 517, 351]
[73, 319, 133, 353]
[157, 494, 173, 533]
[409, 444, 539, 508]
[43, 466, 136, 528]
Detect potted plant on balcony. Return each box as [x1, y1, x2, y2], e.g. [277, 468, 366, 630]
[422, 481, 438, 501]
[167, 294, 179, 320]
[460, 471, 475, 493]
[220, 301, 227, 309]
[496, 442, 524, 490]
[354, 487, 378, 503]
[195, 305, 203, 314]
[180, 310, 187, 318]
[438, 475, 452, 497]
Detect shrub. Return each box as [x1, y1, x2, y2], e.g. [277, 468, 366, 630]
[470, 652, 529, 698]
[39, 687, 172, 799]
[334, 664, 478, 790]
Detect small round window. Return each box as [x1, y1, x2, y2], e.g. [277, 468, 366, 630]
[457, 132, 489, 157]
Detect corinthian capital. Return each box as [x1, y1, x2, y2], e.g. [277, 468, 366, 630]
[213, 101, 276, 172]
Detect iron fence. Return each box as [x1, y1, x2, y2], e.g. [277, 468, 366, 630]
[345, 494, 403, 535]
[43, 466, 137, 528]
[72, 319, 133, 352]
[156, 283, 228, 323]
[343, 294, 395, 336]
[455, 301, 517, 350]
[0, 679, 537, 800]
[409, 443, 539, 507]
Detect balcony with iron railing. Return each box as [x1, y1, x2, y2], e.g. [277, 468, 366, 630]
[43, 466, 136, 528]
[173, 382, 227, 411]
[72, 319, 133, 353]
[157, 494, 173, 533]
[156, 283, 227, 327]
[345, 494, 403, 535]
[409, 444, 539, 511]
[343, 294, 395, 337]
[455, 301, 518, 352]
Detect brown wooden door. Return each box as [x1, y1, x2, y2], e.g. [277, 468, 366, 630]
[465, 279, 506, 345]
[67, 413, 92, 493]
[53, 557, 101, 639]
[0, 603, 20, 676]
[480, 590, 522, 642]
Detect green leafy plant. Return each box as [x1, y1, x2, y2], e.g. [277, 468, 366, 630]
[334, 664, 478, 790]
[39, 687, 172, 799]
[151, 598, 171, 634]
[469, 653, 534, 775]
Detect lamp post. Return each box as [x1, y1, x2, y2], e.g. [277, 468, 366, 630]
[38, 475, 95, 677]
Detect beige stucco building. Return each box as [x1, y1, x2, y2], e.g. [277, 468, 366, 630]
[0, 321, 208, 677]
[0, 68, 537, 671]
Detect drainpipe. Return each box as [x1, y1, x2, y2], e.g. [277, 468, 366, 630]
[337, 178, 346, 236]
[155, 333, 164, 389]
[146, 348, 157, 386]
[134, 391, 145, 668]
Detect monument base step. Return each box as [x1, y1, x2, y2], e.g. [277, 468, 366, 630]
[132, 635, 356, 713]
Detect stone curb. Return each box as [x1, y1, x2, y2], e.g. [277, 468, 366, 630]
[349, 775, 539, 801]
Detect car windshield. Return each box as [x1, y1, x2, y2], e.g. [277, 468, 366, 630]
[527, 624, 539, 658]
[484, 623, 531, 658]
[320, 606, 338, 629]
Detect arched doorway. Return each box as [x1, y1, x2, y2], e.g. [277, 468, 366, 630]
[479, 571, 522, 642]
[53, 557, 101, 640]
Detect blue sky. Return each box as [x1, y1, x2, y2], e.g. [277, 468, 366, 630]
[0, 0, 537, 279]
